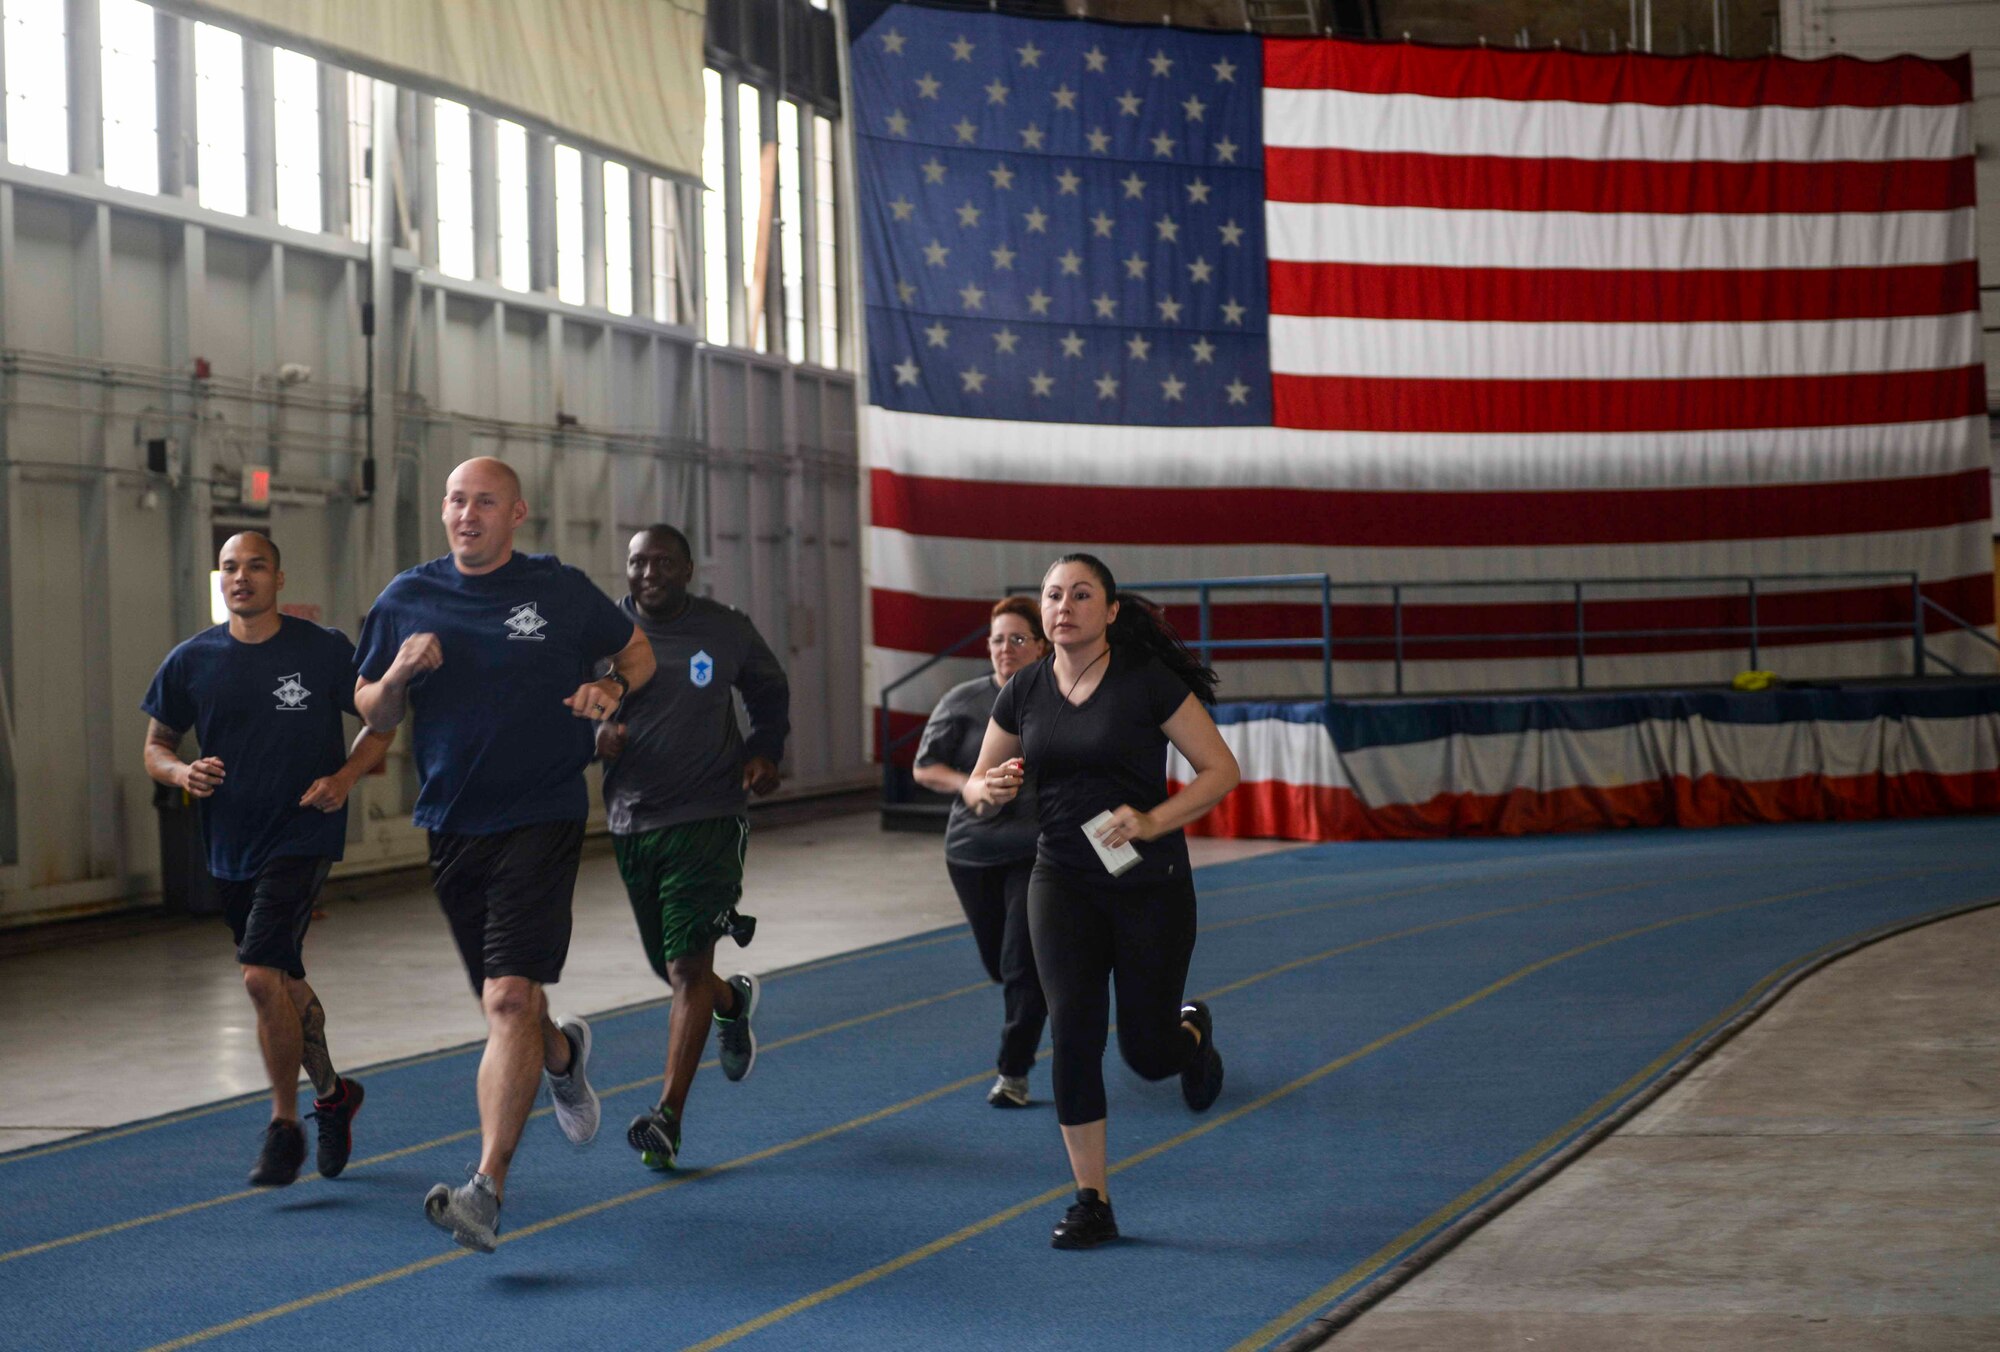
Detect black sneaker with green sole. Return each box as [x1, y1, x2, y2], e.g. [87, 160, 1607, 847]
[627, 1103, 681, 1171]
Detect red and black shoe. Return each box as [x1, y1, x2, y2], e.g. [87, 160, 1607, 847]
[308, 1077, 365, 1178]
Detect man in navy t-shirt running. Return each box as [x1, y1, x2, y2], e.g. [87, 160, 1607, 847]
[141, 531, 393, 1188]
[354, 457, 655, 1253]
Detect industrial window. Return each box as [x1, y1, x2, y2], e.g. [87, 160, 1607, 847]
[737, 81, 765, 351]
[778, 101, 804, 363]
[649, 175, 680, 325]
[272, 47, 320, 232]
[702, 67, 726, 345]
[345, 71, 372, 242]
[5, 0, 70, 174]
[100, 0, 157, 193]
[495, 118, 529, 291]
[604, 159, 633, 316]
[432, 97, 473, 279]
[194, 22, 245, 215]
[814, 114, 840, 368]
[554, 142, 584, 305]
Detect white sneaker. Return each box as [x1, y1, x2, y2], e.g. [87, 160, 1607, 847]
[546, 1015, 601, 1145]
[987, 1074, 1030, 1108]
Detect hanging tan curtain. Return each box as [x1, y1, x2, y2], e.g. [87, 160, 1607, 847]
[170, 0, 707, 178]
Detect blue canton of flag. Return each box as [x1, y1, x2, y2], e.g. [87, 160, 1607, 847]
[853, 7, 1270, 426]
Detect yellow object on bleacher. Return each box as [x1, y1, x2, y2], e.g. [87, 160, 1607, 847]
[1732, 670, 1781, 691]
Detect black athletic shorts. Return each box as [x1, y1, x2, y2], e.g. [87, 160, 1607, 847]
[215, 855, 334, 979]
[427, 819, 586, 995]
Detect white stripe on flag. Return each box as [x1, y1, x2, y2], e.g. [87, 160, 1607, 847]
[1260, 88, 1972, 162]
[864, 409, 1990, 492]
[1266, 313, 1982, 381]
[867, 522, 1991, 597]
[1264, 202, 1977, 270]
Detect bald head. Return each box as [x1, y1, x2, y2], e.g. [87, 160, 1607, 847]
[447, 457, 521, 503]
[218, 531, 280, 570]
[626, 523, 694, 619]
[442, 457, 528, 575]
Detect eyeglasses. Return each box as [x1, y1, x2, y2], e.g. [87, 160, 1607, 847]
[987, 633, 1035, 648]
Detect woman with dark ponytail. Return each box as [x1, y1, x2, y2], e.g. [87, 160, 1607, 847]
[969, 553, 1240, 1249]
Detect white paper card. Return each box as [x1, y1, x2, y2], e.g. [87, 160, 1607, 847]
[1082, 810, 1142, 877]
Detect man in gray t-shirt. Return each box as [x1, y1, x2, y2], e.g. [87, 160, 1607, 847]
[596, 524, 790, 1171]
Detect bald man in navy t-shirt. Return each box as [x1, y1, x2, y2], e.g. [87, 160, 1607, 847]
[355, 457, 655, 1253]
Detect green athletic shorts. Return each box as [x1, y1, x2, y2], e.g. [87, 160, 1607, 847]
[613, 815, 751, 977]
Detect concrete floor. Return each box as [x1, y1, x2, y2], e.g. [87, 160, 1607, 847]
[4, 814, 1993, 1351]
[1333, 902, 2000, 1351]
[0, 808, 1294, 1152]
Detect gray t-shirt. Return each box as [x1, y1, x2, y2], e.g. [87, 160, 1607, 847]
[600, 594, 791, 836]
[915, 674, 1039, 867]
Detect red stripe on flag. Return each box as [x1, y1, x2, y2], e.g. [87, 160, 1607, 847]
[1260, 39, 1972, 108]
[869, 466, 1990, 549]
[1262, 147, 1977, 214]
[1183, 771, 2000, 843]
[871, 574, 1996, 662]
[1271, 367, 1988, 434]
[1266, 261, 1982, 324]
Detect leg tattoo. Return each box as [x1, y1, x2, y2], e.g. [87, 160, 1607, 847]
[300, 996, 339, 1098]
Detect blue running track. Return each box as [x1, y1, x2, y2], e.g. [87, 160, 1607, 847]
[2, 818, 1996, 1351]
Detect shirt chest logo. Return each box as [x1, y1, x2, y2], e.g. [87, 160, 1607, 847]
[273, 673, 311, 711]
[505, 602, 549, 641]
[690, 650, 714, 688]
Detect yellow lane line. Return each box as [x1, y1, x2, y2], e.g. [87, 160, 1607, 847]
[678, 869, 1934, 1352]
[1224, 894, 1991, 1352]
[1, 861, 1567, 1262]
[133, 863, 1777, 1349]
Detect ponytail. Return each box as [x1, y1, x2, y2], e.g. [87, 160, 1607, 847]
[1048, 553, 1219, 705]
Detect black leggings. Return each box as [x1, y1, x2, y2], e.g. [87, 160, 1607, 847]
[946, 858, 1046, 1078]
[1028, 865, 1199, 1126]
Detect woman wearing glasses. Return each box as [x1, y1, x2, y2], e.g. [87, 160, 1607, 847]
[912, 597, 1052, 1109]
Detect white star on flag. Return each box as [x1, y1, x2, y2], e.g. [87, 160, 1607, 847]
[1149, 50, 1174, 76]
[880, 28, 905, 54]
[989, 163, 1015, 190]
[1030, 371, 1055, 396]
[991, 242, 1017, 269]
[923, 239, 949, 267]
[1083, 46, 1107, 72]
[1017, 41, 1042, 66]
[1190, 337, 1216, 363]
[1095, 372, 1119, 398]
[1161, 374, 1186, 401]
[960, 366, 987, 392]
[1059, 331, 1086, 357]
[894, 357, 919, 384]
[1126, 334, 1151, 359]
[956, 201, 982, 227]
[925, 322, 949, 347]
[886, 111, 910, 136]
[994, 327, 1020, 353]
[950, 35, 974, 61]
[916, 73, 940, 98]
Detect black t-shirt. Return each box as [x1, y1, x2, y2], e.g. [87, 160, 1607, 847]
[990, 646, 1196, 886]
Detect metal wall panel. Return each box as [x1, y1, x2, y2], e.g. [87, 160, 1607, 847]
[0, 167, 864, 924]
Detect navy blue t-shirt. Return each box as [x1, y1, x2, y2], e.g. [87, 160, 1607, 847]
[141, 616, 360, 881]
[355, 552, 633, 835]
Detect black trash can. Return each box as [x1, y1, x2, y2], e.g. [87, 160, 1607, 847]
[153, 781, 221, 915]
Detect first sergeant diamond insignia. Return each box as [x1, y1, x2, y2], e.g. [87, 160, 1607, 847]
[273, 673, 310, 710]
[506, 601, 550, 641]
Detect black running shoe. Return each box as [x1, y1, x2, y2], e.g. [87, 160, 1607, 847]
[627, 1103, 681, 1171]
[248, 1119, 307, 1187]
[1050, 1189, 1119, 1250]
[1179, 1000, 1224, 1112]
[308, 1077, 365, 1178]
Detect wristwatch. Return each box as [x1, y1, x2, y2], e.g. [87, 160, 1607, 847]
[600, 669, 630, 699]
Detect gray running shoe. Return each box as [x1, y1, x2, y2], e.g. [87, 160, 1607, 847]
[424, 1171, 500, 1253]
[987, 1074, 1030, 1108]
[715, 973, 760, 1082]
[546, 1015, 601, 1145]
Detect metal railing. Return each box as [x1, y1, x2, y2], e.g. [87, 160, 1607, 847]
[877, 570, 2000, 791]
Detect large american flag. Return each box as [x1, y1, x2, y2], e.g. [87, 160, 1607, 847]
[856, 6, 1993, 736]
